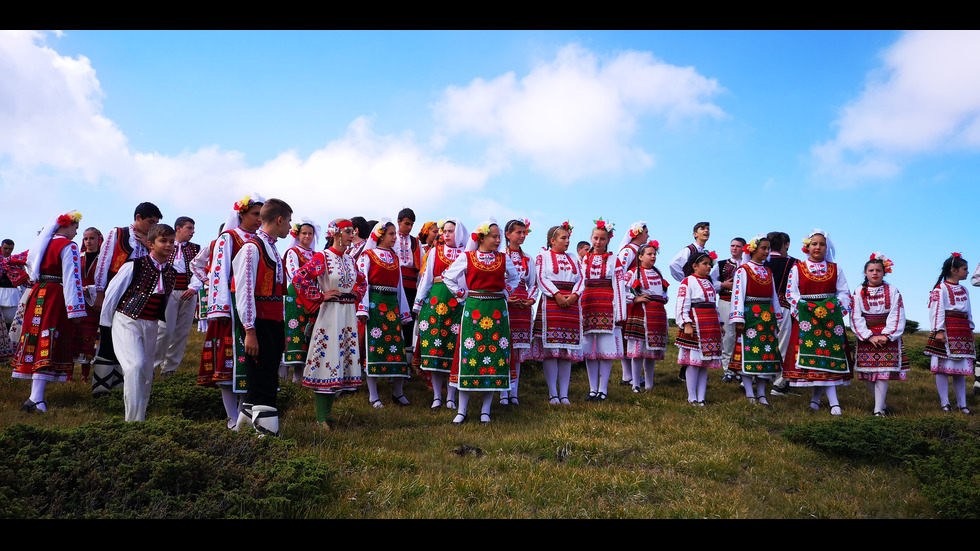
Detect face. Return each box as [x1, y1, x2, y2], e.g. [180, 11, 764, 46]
[751, 240, 770, 262]
[479, 225, 501, 252]
[694, 225, 710, 243]
[63, 223, 79, 240]
[274, 213, 293, 239]
[634, 227, 649, 244]
[176, 222, 195, 243]
[577, 243, 589, 259]
[240, 205, 262, 233]
[550, 229, 570, 254]
[694, 257, 713, 277]
[379, 224, 397, 249]
[1, 242, 14, 256]
[398, 217, 414, 236]
[149, 234, 175, 262]
[730, 240, 744, 259]
[591, 229, 610, 254]
[425, 224, 439, 246]
[641, 248, 657, 268]
[82, 230, 101, 253]
[865, 262, 885, 286]
[336, 225, 355, 249]
[807, 234, 827, 262]
[951, 262, 969, 282]
[505, 224, 527, 248]
[299, 225, 315, 248]
[134, 214, 160, 234]
[443, 222, 457, 248]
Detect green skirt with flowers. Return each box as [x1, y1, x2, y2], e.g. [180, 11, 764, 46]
[417, 281, 463, 373]
[450, 291, 511, 391]
[365, 288, 409, 377]
[796, 296, 849, 373]
[283, 284, 316, 367]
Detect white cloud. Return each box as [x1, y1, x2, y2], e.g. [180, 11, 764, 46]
[812, 30, 980, 180]
[433, 43, 725, 182]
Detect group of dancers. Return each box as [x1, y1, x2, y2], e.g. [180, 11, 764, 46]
[1, 199, 977, 435]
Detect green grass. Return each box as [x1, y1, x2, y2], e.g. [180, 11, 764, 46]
[0, 330, 975, 518]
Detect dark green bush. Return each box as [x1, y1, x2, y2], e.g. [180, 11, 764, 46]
[0, 418, 336, 518]
[903, 320, 919, 335]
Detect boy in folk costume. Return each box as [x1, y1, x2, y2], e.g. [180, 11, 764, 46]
[766, 231, 799, 396]
[669, 221, 712, 381]
[394, 208, 421, 361]
[197, 194, 263, 430]
[91, 202, 163, 397]
[233, 198, 293, 436]
[154, 216, 201, 378]
[100, 224, 178, 422]
[716, 237, 746, 382]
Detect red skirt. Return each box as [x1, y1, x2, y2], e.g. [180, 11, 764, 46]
[624, 299, 667, 359]
[925, 311, 975, 360]
[12, 282, 74, 381]
[509, 284, 533, 349]
[581, 279, 615, 334]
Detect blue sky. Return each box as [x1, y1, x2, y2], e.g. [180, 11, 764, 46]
[2, 30, 978, 325]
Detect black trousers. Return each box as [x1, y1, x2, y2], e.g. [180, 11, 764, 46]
[244, 318, 286, 408]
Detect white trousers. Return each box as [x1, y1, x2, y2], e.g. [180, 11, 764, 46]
[718, 299, 735, 369]
[112, 314, 159, 422]
[155, 289, 196, 374]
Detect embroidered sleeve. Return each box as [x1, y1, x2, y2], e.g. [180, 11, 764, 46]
[352, 262, 367, 304]
[206, 233, 234, 319]
[100, 261, 133, 327]
[233, 242, 259, 330]
[189, 242, 210, 292]
[396, 265, 412, 324]
[535, 253, 559, 297]
[669, 248, 688, 283]
[729, 267, 747, 324]
[524, 253, 539, 301]
[503, 253, 520, 297]
[676, 279, 692, 325]
[849, 289, 872, 340]
[610, 253, 626, 323]
[293, 252, 327, 313]
[786, 265, 801, 319]
[835, 266, 852, 313]
[884, 286, 906, 340]
[357, 252, 371, 317]
[570, 254, 585, 297]
[284, 249, 304, 283]
[93, 228, 119, 291]
[62, 242, 86, 319]
[769, 272, 783, 323]
[414, 246, 438, 309]
[441, 252, 468, 299]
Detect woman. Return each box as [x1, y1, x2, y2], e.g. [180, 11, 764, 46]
[413, 217, 467, 410]
[623, 241, 668, 392]
[70, 227, 104, 382]
[292, 219, 367, 428]
[443, 218, 520, 424]
[925, 253, 974, 414]
[531, 222, 584, 405]
[283, 218, 320, 383]
[500, 218, 536, 406]
[850, 253, 907, 416]
[12, 210, 87, 412]
[357, 219, 413, 408]
[675, 251, 722, 405]
[729, 235, 783, 407]
[784, 230, 851, 415]
[581, 219, 626, 402]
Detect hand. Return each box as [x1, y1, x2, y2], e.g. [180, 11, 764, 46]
[735, 322, 743, 338]
[323, 289, 342, 300]
[522, 298, 535, 308]
[94, 291, 105, 311]
[554, 293, 569, 308]
[935, 330, 946, 343]
[180, 289, 197, 301]
[566, 293, 579, 306]
[684, 323, 694, 336]
[634, 295, 649, 304]
[244, 329, 259, 359]
[722, 279, 734, 290]
[869, 335, 888, 348]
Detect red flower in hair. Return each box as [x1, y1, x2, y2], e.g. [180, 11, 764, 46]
[708, 251, 718, 260]
[952, 252, 962, 258]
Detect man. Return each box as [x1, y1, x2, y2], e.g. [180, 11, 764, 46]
[716, 237, 745, 382]
[765, 232, 798, 396]
[154, 216, 201, 378]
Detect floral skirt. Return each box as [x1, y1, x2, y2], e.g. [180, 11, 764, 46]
[365, 288, 409, 377]
[416, 281, 462, 373]
[450, 291, 512, 392]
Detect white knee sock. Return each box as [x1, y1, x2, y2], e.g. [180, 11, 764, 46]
[29, 379, 47, 411]
[558, 360, 572, 401]
[685, 365, 698, 402]
[598, 360, 612, 395]
[874, 380, 889, 413]
[431, 372, 445, 401]
[220, 386, 238, 419]
[543, 359, 559, 401]
[936, 375, 950, 407]
[366, 377, 381, 404]
[953, 375, 967, 408]
[586, 359, 599, 393]
[696, 367, 708, 402]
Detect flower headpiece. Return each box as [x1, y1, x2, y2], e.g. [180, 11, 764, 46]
[289, 223, 301, 238]
[57, 211, 82, 227]
[628, 221, 647, 238]
[521, 218, 532, 233]
[647, 240, 660, 251]
[707, 250, 718, 261]
[437, 219, 447, 229]
[372, 223, 387, 241]
[593, 218, 615, 237]
[471, 221, 493, 242]
[952, 252, 962, 258]
[744, 234, 767, 255]
[234, 195, 260, 214]
[326, 219, 352, 239]
[560, 221, 573, 236]
[869, 252, 894, 273]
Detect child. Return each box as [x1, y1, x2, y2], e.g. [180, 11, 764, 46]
[670, 221, 711, 382]
[155, 216, 200, 379]
[850, 253, 907, 416]
[617, 221, 649, 386]
[925, 253, 974, 414]
[100, 224, 178, 422]
[623, 241, 668, 392]
[581, 219, 626, 402]
[234, 198, 293, 436]
[501, 218, 536, 406]
[676, 251, 722, 405]
[394, 208, 421, 363]
[717, 237, 745, 382]
[282, 219, 320, 383]
[71, 227, 104, 382]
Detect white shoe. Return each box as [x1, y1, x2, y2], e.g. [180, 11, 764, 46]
[252, 405, 280, 437]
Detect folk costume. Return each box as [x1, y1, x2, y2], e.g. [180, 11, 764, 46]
[153, 237, 201, 377]
[358, 219, 413, 408]
[501, 219, 537, 405]
[282, 219, 321, 381]
[12, 211, 86, 413]
[765, 249, 799, 391]
[100, 255, 177, 421]
[728, 248, 783, 404]
[617, 221, 648, 385]
[443, 218, 520, 424]
[581, 219, 627, 401]
[190, 242, 212, 333]
[715, 254, 744, 373]
[669, 242, 706, 284]
[925, 263, 975, 412]
[92, 222, 149, 396]
[0, 250, 28, 361]
[675, 269, 723, 404]
[412, 218, 467, 409]
[394, 221, 422, 359]
[234, 228, 287, 436]
[623, 257, 669, 391]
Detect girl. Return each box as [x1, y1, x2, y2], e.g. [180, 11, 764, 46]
[850, 253, 907, 416]
[617, 221, 649, 386]
[925, 253, 974, 414]
[675, 251, 722, 405]
[283, 219, 320, 383]
[443, 219, 520, 424]
[292, 219, 367, 429]
[417, 221, 440, 260]
[729, 235, 783, 407]
[71, 227, 104, 382]
[357, 219, 413, 408]
[532, 222, 584, 405]
[12, 211, 86, 412]
[413, 217, 467, 410]
[581, 219, 626, 401]
[623, 241, 668, 392]
[784, 230, 851, 415]
[500, 218, 536, 406]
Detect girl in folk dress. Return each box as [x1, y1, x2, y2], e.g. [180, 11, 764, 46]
[417, 221, 440, 261]
[292, 219, 367, 429]
[500, 219, 536, 406]
[70, 227, 104, 382]
[282, 218, 320, 383]
[531, 222, 584, 405]
[623, 241, 668, 393]
[850, 253, 907, 416]
[675, 251, 722, 405]
[12, 211, 86, 413]
[784, 230, 852, 416]
[729, 236, 783, 407]
[443, 219, 520, 424]
[413, 217, 467, 410]
[925, 253, 974, 414]
[617, 221, 649, 386]
[581, 219, 626, 402]
[357, 219, 413, 408]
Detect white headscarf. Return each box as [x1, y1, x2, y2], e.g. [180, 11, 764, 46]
[464, 217, 502, 253]
[364, 218, 395, 252]
[618, 220, 648, 253]
[223, 192, 266, 235]
[286, 217, 321, 250]
[27, 211, 81, 281]
[805, 229, 836, 263]
[441, 217, 467, 250]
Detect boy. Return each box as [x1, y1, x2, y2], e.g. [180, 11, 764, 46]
[92, 202, 163, 397]
[233, 198, 292, 436]
[717, 237, 745, 381]
[100, 224, 177, 421]
[154, 216, 201, 378]
[393, 208, 420, 359]
[669, 221, 711, 380]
